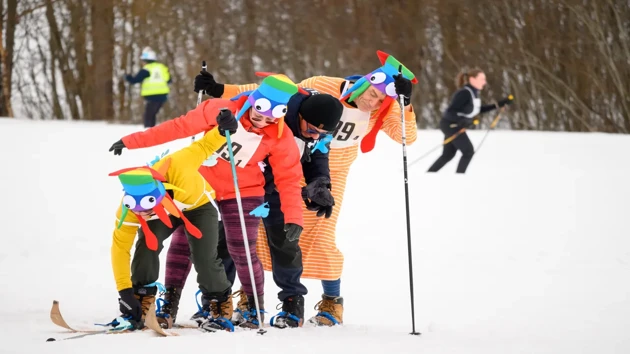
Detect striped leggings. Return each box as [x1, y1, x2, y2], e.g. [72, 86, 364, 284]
[165, 197, 264, 297]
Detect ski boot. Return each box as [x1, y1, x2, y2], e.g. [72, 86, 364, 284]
[240, 295, 265, 329]
[308, 294, 343, 326]
[155, 287, 182, 329]
[134, 286, 158, 328]
[270, 295, 304, 328]
[198, 292, 235, 332]
[231, 289, 249, 326]
[107, 286, 157, 331]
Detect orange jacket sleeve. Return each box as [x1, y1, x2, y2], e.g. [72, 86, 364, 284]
[121, 99, 232, 149]
[267, 128, 304, 226]
[222, 83, 259, 99]
[379, 102, 418, 145]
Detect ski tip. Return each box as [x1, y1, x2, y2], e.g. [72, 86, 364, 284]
[53, 300, 59, 305]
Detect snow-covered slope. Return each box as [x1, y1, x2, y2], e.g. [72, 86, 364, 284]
[1, 118, 629, 354]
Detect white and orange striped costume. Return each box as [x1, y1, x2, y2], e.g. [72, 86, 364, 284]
[222, 75, 417, 281]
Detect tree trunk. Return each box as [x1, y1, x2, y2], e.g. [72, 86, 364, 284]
[90, 0, 115, 121]
[46, 0, 81, 120]
[0, 0, 17, 117]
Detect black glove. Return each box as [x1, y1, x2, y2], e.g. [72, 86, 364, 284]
[394, 73, 413, 106]
[194, 71, 225, 98]
[109, 139, 126, 156]
[216, 109, 238, 136]
[118, 288, 142, 322]
[302, 177, 335, 218]
[497, 95, 514, 107]
[284, 223, 303, 242]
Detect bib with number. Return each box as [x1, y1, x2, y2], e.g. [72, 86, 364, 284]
[329, 105, 371, 149]
[329, 81, 372, 149]
[202, 121, 263, 168]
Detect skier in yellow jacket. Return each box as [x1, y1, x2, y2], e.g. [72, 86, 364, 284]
[108, 109, 240, 333]
[193, 50, 418, 326]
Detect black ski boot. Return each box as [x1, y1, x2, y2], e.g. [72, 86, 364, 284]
[156, 287, 182, 329]
[270, 295, 304, 328]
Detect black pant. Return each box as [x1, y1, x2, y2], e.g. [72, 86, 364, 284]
[131, 203, 231, 297]
[428, 119, 475, 174]
[263, 191, 308, 301]
[143, 100, 164, 128]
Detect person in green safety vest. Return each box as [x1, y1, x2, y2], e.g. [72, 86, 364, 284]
[125, 47, 172, 128]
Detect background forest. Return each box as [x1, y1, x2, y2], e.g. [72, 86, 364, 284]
[1, 0, 628, 132]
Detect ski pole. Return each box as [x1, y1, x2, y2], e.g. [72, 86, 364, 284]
[397, 66, 420, 336]
[407, 121, 479, 168]
[191, 61, 208, 142]
[223, 110, 266, 336]
[475, 95, 512, 152]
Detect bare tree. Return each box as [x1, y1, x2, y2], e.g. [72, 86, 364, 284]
[6, 0, 629, 134]
[90, 0, 115, 121]
[0, 0, 18, 117]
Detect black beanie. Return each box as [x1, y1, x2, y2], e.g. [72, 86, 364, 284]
[298, 94, 344, 131]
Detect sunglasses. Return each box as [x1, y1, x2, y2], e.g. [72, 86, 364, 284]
[301, 117, 330, 138]
[304, 126, 330, 138]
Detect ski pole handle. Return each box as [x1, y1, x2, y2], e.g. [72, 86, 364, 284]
[196, 60, 207, 106]
[397, 65, 406, 112]
[192, 60, 207, 142]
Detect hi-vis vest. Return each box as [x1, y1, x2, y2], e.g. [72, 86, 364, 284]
[141, 62, 170, 96]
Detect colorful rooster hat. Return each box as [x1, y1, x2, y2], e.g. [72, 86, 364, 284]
[340, 50, 418, 153]
[109, 158, 201, 251]
[232, 72, 308, 137]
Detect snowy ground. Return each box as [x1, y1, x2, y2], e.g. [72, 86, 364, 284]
[0, 118, 629, 354]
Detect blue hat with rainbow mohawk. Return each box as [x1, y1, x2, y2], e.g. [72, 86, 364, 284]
[108, 158, 202, 251]
[340, 50, 418, 153]
[231, 72, 309, 137]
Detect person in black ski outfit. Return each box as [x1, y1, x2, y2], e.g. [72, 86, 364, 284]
[193, 72, 344, 329]
[428, 68, 513, 174]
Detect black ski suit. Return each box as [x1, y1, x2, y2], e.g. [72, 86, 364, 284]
[260, 89, 332, 301]
[428, 84, 501, 174]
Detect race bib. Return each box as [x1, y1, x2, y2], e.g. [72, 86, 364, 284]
[202, 121, 263, 168]
[329, 106, 370, 149]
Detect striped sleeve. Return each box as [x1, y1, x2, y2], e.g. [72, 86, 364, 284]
[298, 76, 344, 97]
[222, 83, 259, 99]
[377, 103, 418, 145]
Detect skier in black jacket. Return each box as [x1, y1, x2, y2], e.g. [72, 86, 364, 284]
[258, 89, 343, 328]
[428, 68, 513, 173]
